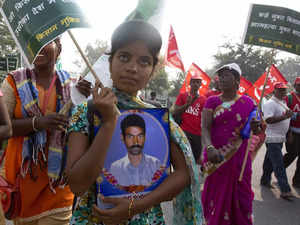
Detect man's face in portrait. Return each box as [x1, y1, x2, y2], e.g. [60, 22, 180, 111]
[123, 126, 145, 155]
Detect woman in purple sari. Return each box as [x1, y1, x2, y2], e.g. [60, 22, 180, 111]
[201, 63, 262, 225]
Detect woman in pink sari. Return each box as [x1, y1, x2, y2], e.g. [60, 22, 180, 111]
[201, 63, 262, 225]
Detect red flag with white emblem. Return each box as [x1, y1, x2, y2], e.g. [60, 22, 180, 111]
[246, 85, 262, 104]
[179, 63, 211, 95]
[246, 64, 287, 103]
[238, 76, 253, 95]
[165, 25, 185, 72]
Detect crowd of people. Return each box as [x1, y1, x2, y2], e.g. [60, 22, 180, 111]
[0, 19, 299, 225]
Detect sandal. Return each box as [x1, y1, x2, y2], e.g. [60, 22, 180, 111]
[280, 192, 294, 201]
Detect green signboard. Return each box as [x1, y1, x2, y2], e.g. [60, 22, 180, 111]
[0, 0, 89, 65]
[126, 0, 165, 31]
[243, 4, 300, 55]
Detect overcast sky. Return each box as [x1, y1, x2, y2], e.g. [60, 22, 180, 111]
[60, 0, 300, 75]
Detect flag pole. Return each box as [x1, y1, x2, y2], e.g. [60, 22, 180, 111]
[59, 30, 120, 115]
[239, 48, 276, 182]
[67, 30, 103, 87]
[185, 71, 188, 93]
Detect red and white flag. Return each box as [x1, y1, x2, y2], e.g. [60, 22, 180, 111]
[246, 64, 287, 103]
[165, 25, 185, 72]
[179, 63, 211, 95]
[238, 76, 253, 95]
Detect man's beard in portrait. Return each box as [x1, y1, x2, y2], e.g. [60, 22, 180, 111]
[128, 145, 143, 155]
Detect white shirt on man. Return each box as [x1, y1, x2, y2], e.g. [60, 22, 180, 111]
[109, 154, 161, 186]
[263, 96, 291, 143]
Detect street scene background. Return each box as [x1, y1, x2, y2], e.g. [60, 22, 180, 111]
[160, 145, 300, 225]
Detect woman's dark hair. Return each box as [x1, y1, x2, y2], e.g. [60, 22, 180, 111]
[108, 20, 162, 67]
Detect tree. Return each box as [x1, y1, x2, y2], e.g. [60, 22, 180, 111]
[213, 42, 279, 82]
[146, 67, 169, 97]
[168, 71, 185, 99]
[0, 14, 19, 82]
[277, 56, 300, 84]
[0, 15, 17, 57]
[145, 56, 169, 97]
[73, 39, 108, 76]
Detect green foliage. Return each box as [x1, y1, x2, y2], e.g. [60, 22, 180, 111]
[146, 67, 169, 96]
[0, 15, 17, 57]
[168, 71, 185, 99]
[0, 15, 19, 83]
[145, 56, 168, 97]
[277, 57, 300, 84]
[213, 42, 279, 82]
[73, 39, 108, 76]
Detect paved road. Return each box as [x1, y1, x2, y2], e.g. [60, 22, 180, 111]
[251, 145, 300, 225]
[161, 145, 300, 225]
[6, 146, 300, 225]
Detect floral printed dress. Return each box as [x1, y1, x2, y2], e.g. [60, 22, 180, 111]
[68, 89, 203, 225]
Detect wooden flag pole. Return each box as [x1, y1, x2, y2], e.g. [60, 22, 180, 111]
[67, 30, 103, 87]
[185, 71, 188, 92]
[239, 49, 276, 182]
[59, 30, 120, 115]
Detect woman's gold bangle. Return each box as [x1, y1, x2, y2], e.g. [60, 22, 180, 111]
[32, 116, 38, 132]
[128, 195, 135, 218]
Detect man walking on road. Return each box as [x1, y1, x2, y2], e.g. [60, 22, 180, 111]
[284, 77, 300, 188]
[260, 82, 294, 200]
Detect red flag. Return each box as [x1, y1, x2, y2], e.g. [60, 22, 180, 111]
[246, 85, 262, 104]
[238, 76, 253, 95]
[180, 63, 211, 95]
[165, 26, 185, 72]
[246, 64, 287, 103]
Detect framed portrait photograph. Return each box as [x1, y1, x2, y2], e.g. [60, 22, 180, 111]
[96, 108, 170, 209]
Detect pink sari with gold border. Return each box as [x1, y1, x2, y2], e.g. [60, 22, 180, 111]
[202, 95, 256, 225]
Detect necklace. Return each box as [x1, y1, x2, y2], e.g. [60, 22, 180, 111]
[220, 95, 240, 109]
[222, 100, 235, 109]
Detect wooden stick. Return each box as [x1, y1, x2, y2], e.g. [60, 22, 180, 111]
[239, 49, 275, 182]
[185, 72, 188, 92]
[64, 30, 120, 115]
[67, 30, 103, 88]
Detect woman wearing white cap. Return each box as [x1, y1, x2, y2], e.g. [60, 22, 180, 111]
[201, 63, 262, 225]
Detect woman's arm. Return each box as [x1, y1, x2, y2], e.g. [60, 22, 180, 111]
[201, 109, 222, 164]
[66, 120, 117, 196]
[201, 109, 213, 148]
[0, 76, 69, 137]
[0, 96, 12, 141]
[12, 114, 69, 136]
[66, 86, 118, 196]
